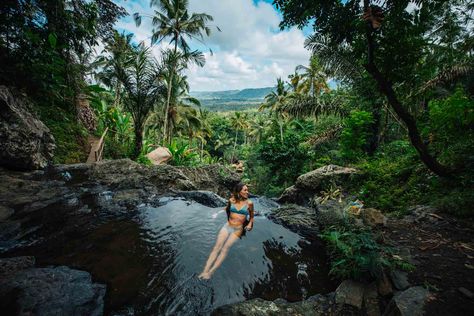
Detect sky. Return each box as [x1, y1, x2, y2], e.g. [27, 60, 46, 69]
[113, 0, 313, 92]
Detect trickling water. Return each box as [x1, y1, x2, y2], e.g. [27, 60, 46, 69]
[5, 196, 336, 315]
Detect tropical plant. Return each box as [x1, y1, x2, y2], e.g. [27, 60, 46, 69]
[116, 45, 165, 158]
[134, 0, 214, 144]
[167, 140, 199, 166]
[296, 55, 329, 98]
[260, 78, 289, 143]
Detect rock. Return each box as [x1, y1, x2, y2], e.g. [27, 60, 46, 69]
[278, 165, 357, 206]
[212, 293, 358, 316]
[87, 159, 240, 198]
[296, 165, 357, 190]
[335, 280, 365, 309]
[146, 146, 172, 165]
[361, 208, 387, 227]
[0, 256, 35, 277]
[176, 190, 227, 208]
[383, 286, 429, 316]
[390, 270, 410, 291]
[377, 272, 393, 296]
[0, 205, 14, 221]
[364, 282, 381, 316]
[403, 205, 439, 224]
[0, 86, 55, 170]
[315, 198, 350, 228]
[0, 266, 105, 316]
[458, 287, 474, 299]
[268, 204, 319, 238]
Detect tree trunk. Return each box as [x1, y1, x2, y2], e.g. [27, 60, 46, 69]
[279, 121, 284, 144]
[163, 40, 179, 145]
[362, 0, 450, 177]
[133, 124, 143, 159]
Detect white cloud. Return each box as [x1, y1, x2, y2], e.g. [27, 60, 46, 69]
[114, 0, 311, 91]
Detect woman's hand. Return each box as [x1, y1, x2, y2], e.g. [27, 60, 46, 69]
[245, 223, 253, 231]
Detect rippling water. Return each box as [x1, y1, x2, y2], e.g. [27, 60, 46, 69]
[7, 196, 336, 315]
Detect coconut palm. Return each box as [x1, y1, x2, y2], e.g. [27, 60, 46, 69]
[94, 31, 134, 108]
[229, 111, 249, 159]
[259, 78, 288, 143]
[134, 0, 213, 145]
[116, 45, 165, 158]
[296, 55, 330, 99]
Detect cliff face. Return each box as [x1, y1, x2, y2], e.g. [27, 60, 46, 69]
[0, 86, 55, 170]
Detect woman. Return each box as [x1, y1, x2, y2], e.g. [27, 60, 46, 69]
[198, 183, 254, 279]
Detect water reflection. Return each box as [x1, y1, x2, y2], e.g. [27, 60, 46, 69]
[3, 197, 336, 315]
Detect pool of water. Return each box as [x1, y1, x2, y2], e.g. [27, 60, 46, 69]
[6, 197, 336, 315]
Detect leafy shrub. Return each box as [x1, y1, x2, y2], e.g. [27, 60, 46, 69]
[168, 141, 199, 166]
[426, 88, 474, 167]
[321, 225, 414, 280]
[340, 110, 374, 160]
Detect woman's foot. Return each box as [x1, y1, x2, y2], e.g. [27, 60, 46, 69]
[198, 271, 212, 280]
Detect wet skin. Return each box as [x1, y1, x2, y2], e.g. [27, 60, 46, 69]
[199, 185, 254, 279]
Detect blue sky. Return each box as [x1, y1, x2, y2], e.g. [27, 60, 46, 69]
[113, 0, 313, 91]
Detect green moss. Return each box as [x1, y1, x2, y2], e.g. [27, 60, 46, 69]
[36, 105, 88, 164]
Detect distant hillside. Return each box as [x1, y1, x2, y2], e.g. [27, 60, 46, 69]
[190, 87, 274, 111]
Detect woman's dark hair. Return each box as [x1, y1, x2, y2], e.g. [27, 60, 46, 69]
[231, 182, 246, 201]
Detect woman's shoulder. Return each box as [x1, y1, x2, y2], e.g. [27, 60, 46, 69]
[229, 197, 236, 203]
[247, 199, 253, 205]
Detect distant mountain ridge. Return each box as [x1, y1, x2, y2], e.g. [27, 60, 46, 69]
[190, 87, 274, 100]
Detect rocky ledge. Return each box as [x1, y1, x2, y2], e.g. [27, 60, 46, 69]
[0, 256, 105, 316]
[0, 159, 240, 252]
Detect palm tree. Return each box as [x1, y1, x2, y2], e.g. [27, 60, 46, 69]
[229, 112, 249, 159]
[162, 50, 204, 143]
[296, 55, 329, 99]
[116, 45, 165, 158]
[259, 78, 288, 143]
[248, 114, 271, 144]
[134, 0, 213, 145]
[95, 31, 134, 108]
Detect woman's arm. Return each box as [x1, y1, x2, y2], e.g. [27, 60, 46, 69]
[245, 200, 254, 231]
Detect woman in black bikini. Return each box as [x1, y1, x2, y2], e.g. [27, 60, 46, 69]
[198, 183, 254, 279]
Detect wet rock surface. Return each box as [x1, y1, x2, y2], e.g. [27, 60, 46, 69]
[175, 190, 227, 207]
[0, 159, 240, 252]
[0, 265, 105, 316]
[212, 293, 359, 316]
[0, 86, 55, 170]
[268, 204, 319, 238]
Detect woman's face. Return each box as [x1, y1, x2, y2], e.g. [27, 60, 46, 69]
[239, 185, 249, 199]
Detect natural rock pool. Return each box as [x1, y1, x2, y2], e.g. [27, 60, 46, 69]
[4, 195, 336, 315]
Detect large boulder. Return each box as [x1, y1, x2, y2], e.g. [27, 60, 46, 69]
[268, 204, 319, 238]
[278, 165, 357, 206]
[0, 86, 55, 170]
[0, 266, 106, 316]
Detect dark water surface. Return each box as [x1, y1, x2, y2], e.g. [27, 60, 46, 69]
[7, 197, 337, 315]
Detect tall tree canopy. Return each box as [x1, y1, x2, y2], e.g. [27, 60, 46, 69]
[274, 0, 474, 176]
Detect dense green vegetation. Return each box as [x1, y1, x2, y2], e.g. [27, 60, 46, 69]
[1, 0, 473, 283]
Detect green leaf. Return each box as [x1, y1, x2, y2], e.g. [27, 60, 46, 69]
[48, 33, 57, 49]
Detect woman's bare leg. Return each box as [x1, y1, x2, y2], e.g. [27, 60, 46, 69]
[205, 232, 240, 278]
[198, 227, 229, 279]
